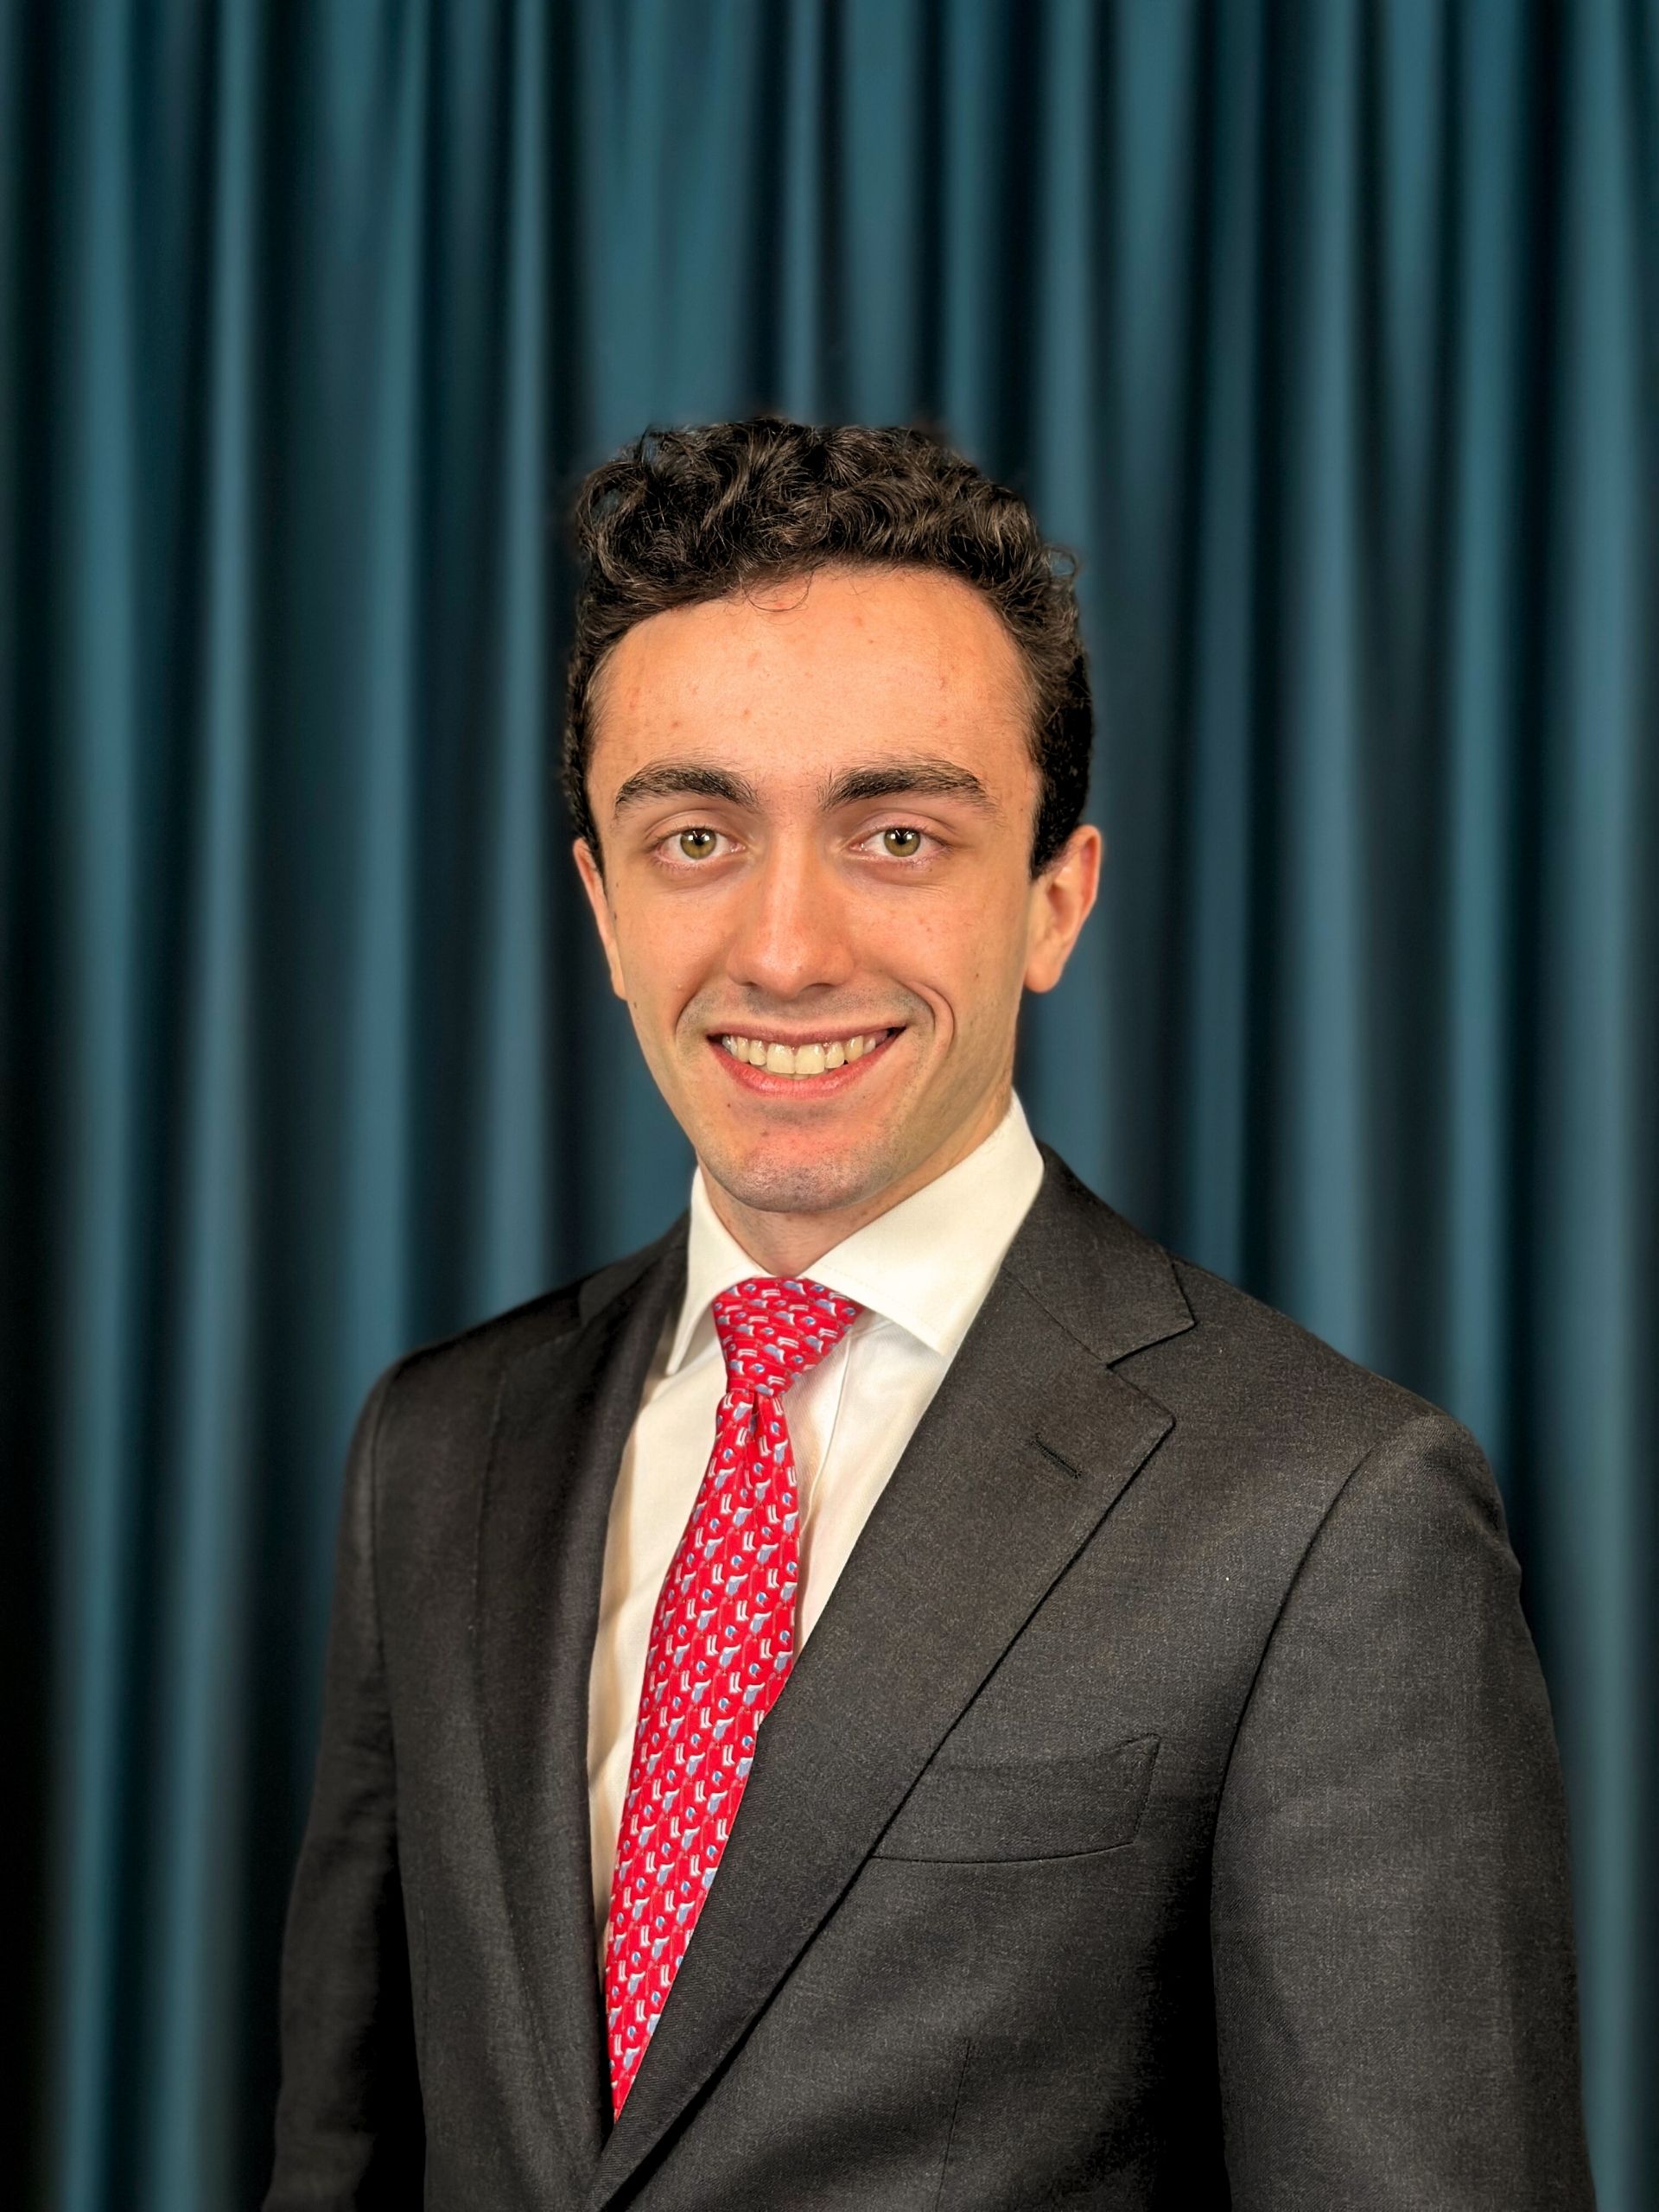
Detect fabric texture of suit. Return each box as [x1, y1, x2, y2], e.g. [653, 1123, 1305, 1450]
[264, 1144, 1594, 2210]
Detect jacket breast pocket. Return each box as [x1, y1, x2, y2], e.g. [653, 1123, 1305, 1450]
[869, 1732, 1160, 1863]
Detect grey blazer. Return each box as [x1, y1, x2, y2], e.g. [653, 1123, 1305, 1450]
[265, 1145, 1594, 2209]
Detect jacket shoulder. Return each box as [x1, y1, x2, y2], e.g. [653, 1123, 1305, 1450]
[1115, 1234, 1487, 1513]
[1022, 1145, 1465, 1473]
[372, 1211, 689, 1422]
[1101, 1239, 1511, 1619]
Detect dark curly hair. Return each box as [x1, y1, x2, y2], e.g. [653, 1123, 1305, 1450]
[562, 418, 1092, 874]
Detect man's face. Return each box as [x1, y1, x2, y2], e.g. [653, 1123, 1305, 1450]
[573, 565, 1099, 1232]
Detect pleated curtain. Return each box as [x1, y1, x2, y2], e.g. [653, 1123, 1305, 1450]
[1, 3, 1653, 2205]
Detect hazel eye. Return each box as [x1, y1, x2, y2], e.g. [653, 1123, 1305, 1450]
[676, 827, 718, 860]
[881, 826, 923, 857]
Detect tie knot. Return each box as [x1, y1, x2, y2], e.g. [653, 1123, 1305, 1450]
[712, 1276, 861, 1397]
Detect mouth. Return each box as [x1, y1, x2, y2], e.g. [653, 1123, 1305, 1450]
[709, 1027, 902, 1095]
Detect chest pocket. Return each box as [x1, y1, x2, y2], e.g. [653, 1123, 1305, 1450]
[870, 1732, 1160, 1862]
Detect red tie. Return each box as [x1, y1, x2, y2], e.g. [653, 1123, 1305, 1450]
[603, 1274, 862, 2115]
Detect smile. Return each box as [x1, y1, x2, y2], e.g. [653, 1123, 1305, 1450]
[713, 1028, 899, 1086]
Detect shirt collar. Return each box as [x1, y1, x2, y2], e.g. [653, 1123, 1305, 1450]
[664, 1091, 1046, 1376]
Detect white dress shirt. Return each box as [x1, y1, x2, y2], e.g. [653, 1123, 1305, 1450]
[585, 1090, 1046, 1961]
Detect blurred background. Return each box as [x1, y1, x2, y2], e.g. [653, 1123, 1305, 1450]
[2, 1, 1655, 2205]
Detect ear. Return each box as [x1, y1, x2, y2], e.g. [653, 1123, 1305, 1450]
[572, 836, 629, 1001]
[1023, 823, 1103, 993]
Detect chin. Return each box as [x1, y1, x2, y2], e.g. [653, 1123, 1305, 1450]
[702, 1133, 899, 1221]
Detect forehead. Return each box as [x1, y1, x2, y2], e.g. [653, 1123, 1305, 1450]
[587, 566, 1033, 791]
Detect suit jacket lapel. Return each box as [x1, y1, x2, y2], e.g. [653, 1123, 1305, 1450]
[588, 1147, 1195, 2209]
[473, 1221, 688, 2194]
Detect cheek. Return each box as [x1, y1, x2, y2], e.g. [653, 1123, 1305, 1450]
[868, 882, 1027, 1003]
[612, 887, 722, 1012]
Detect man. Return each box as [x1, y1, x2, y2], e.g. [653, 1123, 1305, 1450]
[266, 420, 1594, 2209]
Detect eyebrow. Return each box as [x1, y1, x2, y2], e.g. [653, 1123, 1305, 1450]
[611, 762, 760, 816]
[819, 758, 999, 815]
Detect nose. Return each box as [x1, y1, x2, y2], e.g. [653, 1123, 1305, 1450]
[724, 833, 857, 1001]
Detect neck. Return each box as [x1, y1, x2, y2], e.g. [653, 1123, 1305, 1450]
[699, 1084, 1013, 1278]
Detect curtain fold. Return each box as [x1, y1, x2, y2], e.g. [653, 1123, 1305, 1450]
[3, 3, 1653, 2205]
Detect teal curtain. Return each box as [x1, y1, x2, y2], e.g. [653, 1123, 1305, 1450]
[3, 3, 1654, 2205]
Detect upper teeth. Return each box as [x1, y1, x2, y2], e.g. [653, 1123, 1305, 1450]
[720, 1032, 887, 1077]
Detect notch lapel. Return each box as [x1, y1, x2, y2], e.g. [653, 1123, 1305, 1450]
[589, 1152, 1195, 2209]
[473, 1222, 688, 2193]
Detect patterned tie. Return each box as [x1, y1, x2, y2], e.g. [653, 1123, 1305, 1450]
[603, 1274, 862, 2115]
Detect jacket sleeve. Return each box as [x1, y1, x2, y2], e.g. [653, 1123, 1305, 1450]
[1211, 1408, 1596, 2209]
[264, 1362, 425, 2209]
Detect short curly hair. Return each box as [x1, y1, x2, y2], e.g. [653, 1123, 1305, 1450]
[562, 418, 1092, 874]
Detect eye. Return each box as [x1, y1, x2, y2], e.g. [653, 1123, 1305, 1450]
[652, 824, 731, 867]
[881, 826, 923, 857]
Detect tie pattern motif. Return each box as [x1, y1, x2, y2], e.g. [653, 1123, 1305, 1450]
[603, 1275, 861, 2114]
